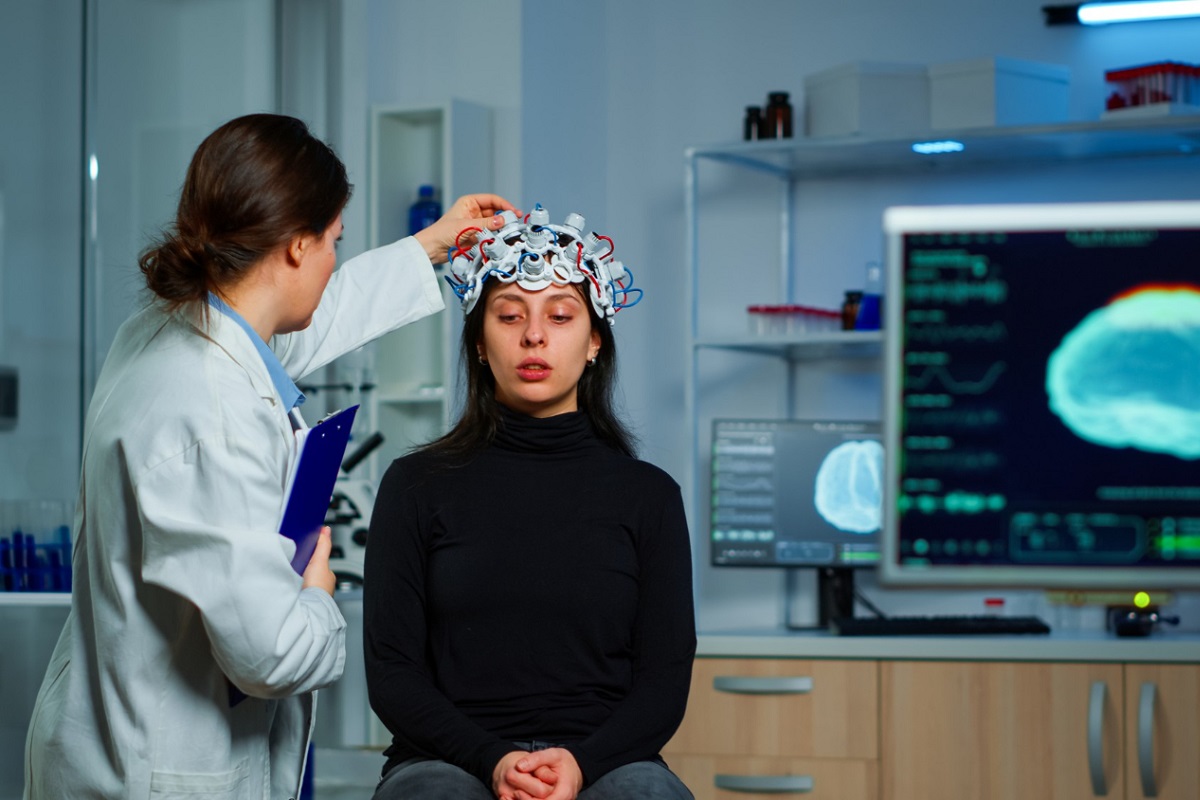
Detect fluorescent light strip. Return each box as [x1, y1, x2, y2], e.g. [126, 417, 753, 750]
[1078, 0, 1200, 24]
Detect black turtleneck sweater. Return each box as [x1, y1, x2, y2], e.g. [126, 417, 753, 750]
[363, 407, 696, 788]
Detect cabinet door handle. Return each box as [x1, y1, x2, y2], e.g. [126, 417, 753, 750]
[1087, 681, 1109, 796]
[1137, 681, 1159, 798]
[713, 676, 813, 695]
[714, 774, 814, 794]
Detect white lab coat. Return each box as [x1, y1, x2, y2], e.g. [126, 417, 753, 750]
[23, 237, 443, 800]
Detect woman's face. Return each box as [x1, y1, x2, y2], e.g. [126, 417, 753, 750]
[478, 283, 601, 418]
[283, 213, 343, 333]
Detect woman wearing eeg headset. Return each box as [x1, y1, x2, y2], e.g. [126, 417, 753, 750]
[364, 205, 697, 800]
[23, 113, 516, 800]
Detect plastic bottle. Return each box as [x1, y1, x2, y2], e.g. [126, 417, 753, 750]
[854, 262, 883, 330]
[408, 184, 442, 235]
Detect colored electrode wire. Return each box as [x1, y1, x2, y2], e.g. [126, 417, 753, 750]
[446, 204, 641, 324]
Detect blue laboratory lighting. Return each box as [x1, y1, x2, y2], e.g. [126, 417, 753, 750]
[1079, 0, 1200, 24]
[912, 140, 965, 155]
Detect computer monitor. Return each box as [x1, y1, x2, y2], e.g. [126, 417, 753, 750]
[712, 418, 884, 624]
[711, 418, 883, 563]
[881, 201, 1200, 589]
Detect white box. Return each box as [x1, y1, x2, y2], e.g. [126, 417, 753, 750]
[929, 57, 1070, 130]
[804, 61, 930, 138]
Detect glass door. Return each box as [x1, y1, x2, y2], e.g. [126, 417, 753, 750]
[1, 1, 279, 794]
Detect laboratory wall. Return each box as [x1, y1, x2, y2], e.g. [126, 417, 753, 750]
[361, 0, 524, 248]
[517, 0, 1200, 630]
[0, 1, 83, 508]
[88, 0, 277, 377]
[0, 7, 83, 796]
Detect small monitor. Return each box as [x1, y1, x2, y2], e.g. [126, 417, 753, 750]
[881, 201, 1200, 589]
[711, 419, 883, 568]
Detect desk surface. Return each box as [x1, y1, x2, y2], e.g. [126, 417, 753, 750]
[697, 629, 1200, 663]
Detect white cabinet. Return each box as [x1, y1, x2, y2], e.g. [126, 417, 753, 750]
[361, 101, 492, 477]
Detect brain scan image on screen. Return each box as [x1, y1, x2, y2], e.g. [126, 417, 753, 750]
[1046, 286, 1200, 460]
[813, 440, 885, 533]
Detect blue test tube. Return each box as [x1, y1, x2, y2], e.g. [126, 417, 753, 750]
[0, 538, 11, 591]
[56, 525, 72, 591]
[13, 531, 25, 591]
[27, 535, 42, 591]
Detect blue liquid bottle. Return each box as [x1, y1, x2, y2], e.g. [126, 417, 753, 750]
[855, 261, 883, 331]
[408, 184, 442, 235]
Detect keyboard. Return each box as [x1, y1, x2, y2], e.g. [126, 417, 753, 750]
[830, 615, 1051, 636]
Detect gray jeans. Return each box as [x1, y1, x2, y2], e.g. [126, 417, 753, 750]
[373, 756, 693, 800]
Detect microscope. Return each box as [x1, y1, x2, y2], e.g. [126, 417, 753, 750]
[325, 431, 383, 586]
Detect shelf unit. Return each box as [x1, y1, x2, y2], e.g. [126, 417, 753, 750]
[360, 100, 492, 479]
[0, 592, 71, 607]
[683, 114, 1200, 605]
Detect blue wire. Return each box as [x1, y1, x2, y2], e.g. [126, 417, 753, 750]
[617, 288, 644, 309]
[613, 265, 643, 309]
[445, 275, 467, 299]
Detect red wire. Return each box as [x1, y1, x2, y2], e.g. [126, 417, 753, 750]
[449, 226, 487, 261]
[455, 226, 484, 251]
[573, 243, 600, 292]
[595, 235, 614, 259]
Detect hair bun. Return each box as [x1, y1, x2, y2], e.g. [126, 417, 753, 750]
[139, 232, 210, 304]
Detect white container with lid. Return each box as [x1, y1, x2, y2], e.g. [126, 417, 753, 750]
[928, 57, 1070, 130]
[804, 61, 930, 138]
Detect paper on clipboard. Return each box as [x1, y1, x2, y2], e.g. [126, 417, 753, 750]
[280, 404, 359, 574]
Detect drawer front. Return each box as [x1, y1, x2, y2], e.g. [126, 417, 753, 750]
[667, 754, 877, 800]
[665, 658, 878, 759]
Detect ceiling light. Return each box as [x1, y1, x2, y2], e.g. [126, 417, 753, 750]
[1044, 0, 1200, 25]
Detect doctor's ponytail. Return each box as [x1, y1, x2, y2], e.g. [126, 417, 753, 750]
[138, 113, 352, 310]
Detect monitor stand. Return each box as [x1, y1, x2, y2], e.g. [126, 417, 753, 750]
[784, 567, 856, 631]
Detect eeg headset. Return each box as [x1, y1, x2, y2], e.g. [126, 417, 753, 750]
[445, 204, 642, 325]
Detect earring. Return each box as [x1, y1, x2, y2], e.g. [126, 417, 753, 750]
[587, 357, 597, 367]
[478, 355, 488, 365]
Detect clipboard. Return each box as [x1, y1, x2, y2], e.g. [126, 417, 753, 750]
[280, 404, 359, 574]
[230, 404, 361, 708]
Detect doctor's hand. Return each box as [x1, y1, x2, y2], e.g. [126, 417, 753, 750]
[301, 526, 336, 596]
[413, 193, 520, 265]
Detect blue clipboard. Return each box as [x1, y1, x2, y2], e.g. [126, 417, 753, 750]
[230, 403, 361, 708]
[280, 404, 359, 574]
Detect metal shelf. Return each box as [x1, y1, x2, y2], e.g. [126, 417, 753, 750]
[695, 331, 882, 360]
[377, 384, 445, 405]
[0, 593, 71, 607]
[685, 114, 1200, 178]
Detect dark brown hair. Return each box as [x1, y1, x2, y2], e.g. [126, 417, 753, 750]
[423, 279, 637, 460]
[138, 113, 351, 308]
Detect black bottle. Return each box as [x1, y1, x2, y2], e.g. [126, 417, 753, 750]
[744, 106, 763, 141]
[764, 92, 793, 139]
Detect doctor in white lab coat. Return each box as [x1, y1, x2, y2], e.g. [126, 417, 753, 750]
[22, 113, 514, 800]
